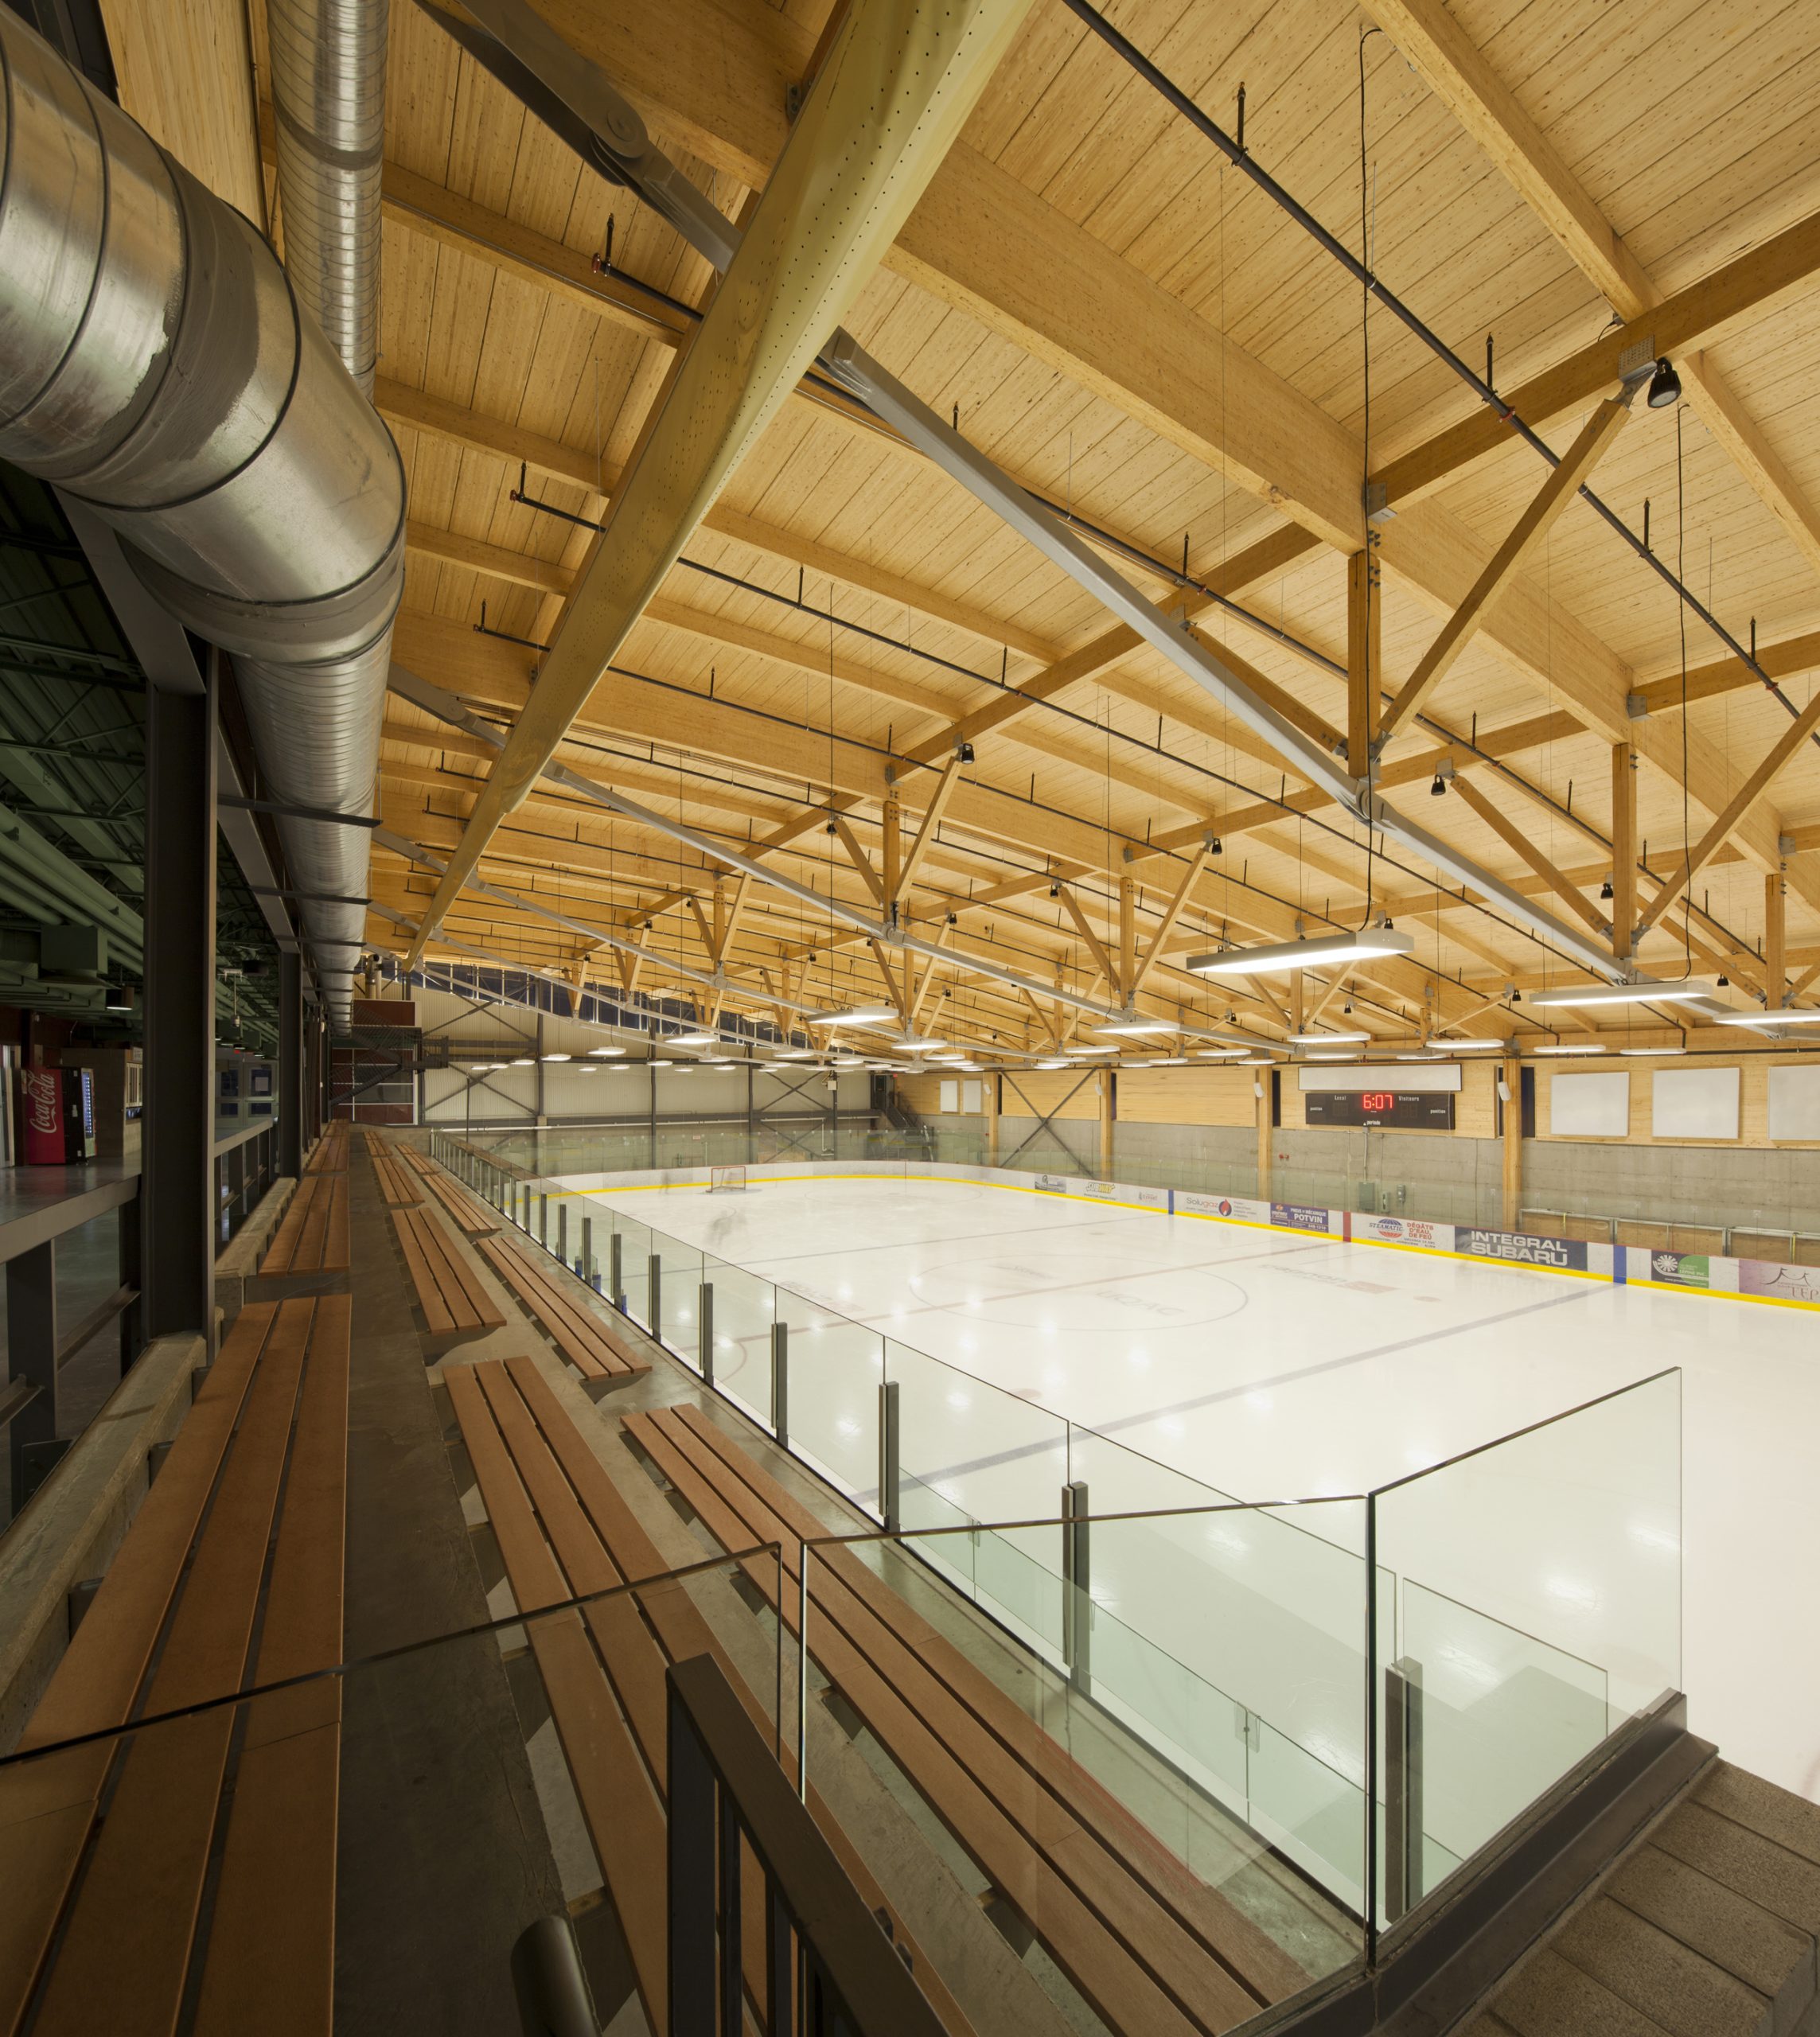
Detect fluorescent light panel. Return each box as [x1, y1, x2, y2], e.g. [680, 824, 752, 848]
[1713, 1007, 1820, 1026]
[1288, 1030, 1370, 1044]
[1528, 980, 1716, 1008]
[1187, 929, 1414, 976]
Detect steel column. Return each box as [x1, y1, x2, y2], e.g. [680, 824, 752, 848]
[278, 948, 302, 1178]
[6, 1239, 57, 1509]
[143, 664, 216, 1346]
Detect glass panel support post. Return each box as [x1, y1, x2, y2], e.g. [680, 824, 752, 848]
[1062, 1478, 1092, 1693]
[648, 1253, 662, 1335]
[610, 1230, 624, 1311]
[557, 1202, 567, 1269]
[539, 1191, 548, 1247]
[699, 1281, 715, 1384]
[771, 1322, 789, 1448]
[878, 1380, 900, 1533]
[1384, 1655, 1425, 1926]
[580, 1213, 594, 1287]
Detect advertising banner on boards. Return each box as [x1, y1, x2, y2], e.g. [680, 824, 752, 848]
[1738, 1260, 1820, 1307]
[1271, 1202, 1334, 1234]
[1353, 1214, 1455, 1252]
[1457, 1227, 1589, 1272]
[1176, 1190, 1272, 1225]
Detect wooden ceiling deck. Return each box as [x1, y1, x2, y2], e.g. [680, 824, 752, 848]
[104, 0, 1820, 1053]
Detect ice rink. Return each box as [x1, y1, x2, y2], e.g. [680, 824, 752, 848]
[584, 1170, 1814, 1809]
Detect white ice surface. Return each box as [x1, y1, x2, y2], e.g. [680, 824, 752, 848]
[588, 1174, 1816, 1807]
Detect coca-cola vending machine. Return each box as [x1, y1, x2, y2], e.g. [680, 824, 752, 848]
[18, 1066, 95, 1164]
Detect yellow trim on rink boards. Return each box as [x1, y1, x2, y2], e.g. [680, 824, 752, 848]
[561, 1170, 1820, 1311]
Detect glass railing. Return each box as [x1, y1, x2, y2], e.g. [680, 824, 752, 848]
[798, 1504, 1371, 1985]
[426, 1130, 1682, 1945]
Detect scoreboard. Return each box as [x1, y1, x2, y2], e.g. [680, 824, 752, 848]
[1303, 1087, 1456, 1129]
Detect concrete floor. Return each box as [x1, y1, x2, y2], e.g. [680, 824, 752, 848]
[245, 1153, 570, 2035]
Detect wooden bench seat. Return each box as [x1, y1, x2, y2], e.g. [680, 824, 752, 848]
[370, 1145, 423, 1207]
[259, 1168, 349, 1275]
[305, 1121, 349, 1174]
[399, 1143, 437, 1179]
[445, 1356, 974, 2036]
[392, 1206, 506, 1353]
[417, 1163, 501, 1238]
[0, 1296, 349, 2037]
[474, 1232, 646, 1386]
[621, 1404, 1309, 2035]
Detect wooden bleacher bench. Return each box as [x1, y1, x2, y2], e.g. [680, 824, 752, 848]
[305, 1120, 349, 1174]
[416, 1163, 501, 1239]
[0, 1296, 349, 2036]
[391, 1206, 506, 1353]
[621, 1403, 1309, 2035]
[445, 1355, 976, 2036]
[474, 1231, 647, 1388]
[398, 1143, 437, 1179]
[370, 1144, 423, 1208]
[259, 1169, 349, 1275]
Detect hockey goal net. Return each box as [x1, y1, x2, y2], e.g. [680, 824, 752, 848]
[707, 1163, 750, 1193]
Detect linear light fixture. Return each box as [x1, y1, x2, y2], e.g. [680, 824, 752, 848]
[542, 1052, 572, 1061]
[1066, 1045, 1119, 1057]
[1620, 1045, 1687, 1055]
[668, 1030, 718, 1047]
[1192, 1046, 1250, 1058]
[1035, 1058, 1071, 1069]
[1433, 1038, 1509, 1050]
[1096, 1019, 1177, 1037]
[1528, 980, 1717, 1008]
[1187, 929, 1415, 976]
[827, 1006, 897, 1026]
[1288, 1030, 1370, 1044]
[1713, 1007, 1820, 1026]
[587, 1046, 626, 1057]
[1533, 1044, 1605, 1055]
[773, 1047, 818, 1060]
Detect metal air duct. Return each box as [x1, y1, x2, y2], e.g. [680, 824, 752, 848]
[0, 7, 403, 1024]
[267, 0, 388, 396]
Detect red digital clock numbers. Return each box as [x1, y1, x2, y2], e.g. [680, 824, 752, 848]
[1360, 1092, 1395, 1112]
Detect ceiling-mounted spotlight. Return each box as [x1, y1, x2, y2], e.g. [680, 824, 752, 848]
[1647, 356, 1682, 409]
[825, 819, 837, 835]
[1717, 972, 1729, 987]
[955, 740, 976, 763]
[1206, 835, 1222, 855]
[1049, 883, 1060, 898]
[946, 913, 958, 926]
[1599, 875, 1614, 901]
[1430, 772, 1447, 797]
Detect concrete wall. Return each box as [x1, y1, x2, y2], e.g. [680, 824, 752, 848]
[899, 1064, 1820, 1241]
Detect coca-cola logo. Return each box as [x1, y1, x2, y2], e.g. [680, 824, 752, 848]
[20, 1069, 57, 1135]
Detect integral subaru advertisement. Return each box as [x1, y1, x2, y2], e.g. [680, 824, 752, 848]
[1456, 1228, 1588, 1272]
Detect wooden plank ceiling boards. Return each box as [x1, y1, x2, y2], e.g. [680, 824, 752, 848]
[111, 0, 1820, 1052]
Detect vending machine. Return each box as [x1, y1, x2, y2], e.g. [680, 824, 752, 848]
[18, 1066, 95, 1163]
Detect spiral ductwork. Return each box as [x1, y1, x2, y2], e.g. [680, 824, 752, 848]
[267, 0, 388, 396]
[0, 7, 403, 1025]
